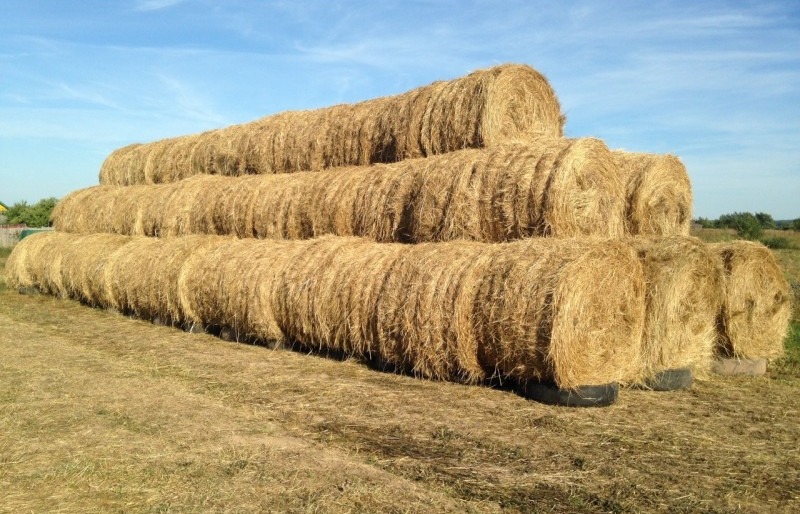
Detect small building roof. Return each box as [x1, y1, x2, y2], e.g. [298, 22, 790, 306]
[0, 201, 7, 212]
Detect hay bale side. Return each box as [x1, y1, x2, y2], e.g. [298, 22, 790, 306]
[60, 234, 135, 306]
[99, 64, 563, 185]
[5, 232, 53, 290]
[274, 236, 645, 388]
[10, 233, 646, 389]
[106, 236, 219, 322]
[710, 241, 791, 359]
[178, 237, 297, 343]
[613, 151, 693, 236]
[59, 140, 626, 241]
[98, 143, 145, 184]
[628, 236, 724, 379]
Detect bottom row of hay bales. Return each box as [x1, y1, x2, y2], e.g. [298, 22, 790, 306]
[6, 232, 791, 391]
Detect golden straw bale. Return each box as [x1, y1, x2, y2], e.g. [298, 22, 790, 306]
[272, 237, 372, 352]
[613, 151, 693, 236]
[59, 139, 625, 241]
[8, 234, 646, 389]
[106, 236, 215, 321]
[99, 64, 563, 185]
[5, 232, 70, 297]
[274, 236, 645, 388]
[472, 238, 645, 387]
[60, 233, 135, 306]
[98, 143, 144, 184]
[51, 186, 102, 233]
[178, 237, 297, 342]
[628, 236, 724, 379]
[158, 134, 203, 183]
[374, 241, 494, 382]
[158, 175, 229, 236]
[709, 241, 791, 359]
[5, 232, 51, 290]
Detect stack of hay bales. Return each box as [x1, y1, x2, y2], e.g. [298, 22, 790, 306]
[8, 63, 791, 404]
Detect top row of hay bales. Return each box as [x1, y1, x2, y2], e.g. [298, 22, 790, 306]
[99, 64, 564, 186]
[94, 63, 692, 236]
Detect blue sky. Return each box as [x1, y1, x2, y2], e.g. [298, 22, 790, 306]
[1, 0, 798, 219]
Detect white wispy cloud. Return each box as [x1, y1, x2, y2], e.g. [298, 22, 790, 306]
[156, 74, 229, 127]
[134, 0, 188, 12]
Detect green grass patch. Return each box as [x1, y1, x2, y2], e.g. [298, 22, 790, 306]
[773, 322, 800, 377]
[761, 236, 795, 250]
[0, 247, 12, 258]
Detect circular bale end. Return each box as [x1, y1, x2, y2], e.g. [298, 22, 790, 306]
[482, 64, 563, 145]
[547, 240, 647, 389]
[545, 138, 627, 238]
[614, 151, 693, 236]
[711, 241, 791, 360]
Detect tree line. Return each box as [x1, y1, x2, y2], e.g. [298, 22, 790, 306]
[695, 212, 800, 243]
[1, 198, 58, 228]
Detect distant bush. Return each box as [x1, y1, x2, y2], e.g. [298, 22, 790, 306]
[755, 212, 776, 229]
[760, 237, 793, 250]
[694, 217, 716, 229]
[4, 197, 58, 228]
[718, 212, 763, 240]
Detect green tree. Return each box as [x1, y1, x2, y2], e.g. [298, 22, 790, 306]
[717, 212, 763, 240]
[793, 218, 800, 231]
[5, 197, 58, 227]
[754, 212, 776, 229]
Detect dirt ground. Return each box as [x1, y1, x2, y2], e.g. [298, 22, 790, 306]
[1, 246, 798, 513]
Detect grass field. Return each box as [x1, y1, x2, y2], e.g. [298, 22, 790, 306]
[1, 238, 798, 513]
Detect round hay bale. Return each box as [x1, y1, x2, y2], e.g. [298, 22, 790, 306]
[613, 151, 693, 236]
[474, 238, 645, 388]
[374, 240, 495, 382]
[710, 241, 791, 359]
[5, 232, 53, 291]
[98, 143, 144, 185]
[5, 232, 71, 297]
[178, 237, 297, 344]
[275, 236, 645, 388]
[58, 234, 130, 306]
[99, 64, 563, 185]
[65, 139, 625, 242]
[51, 186, 97, 233]
[628, 236, 724, 380]
[106, 236, 215, 322]
[8, 233, 647, 390]
[160, 134, 203, 183]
